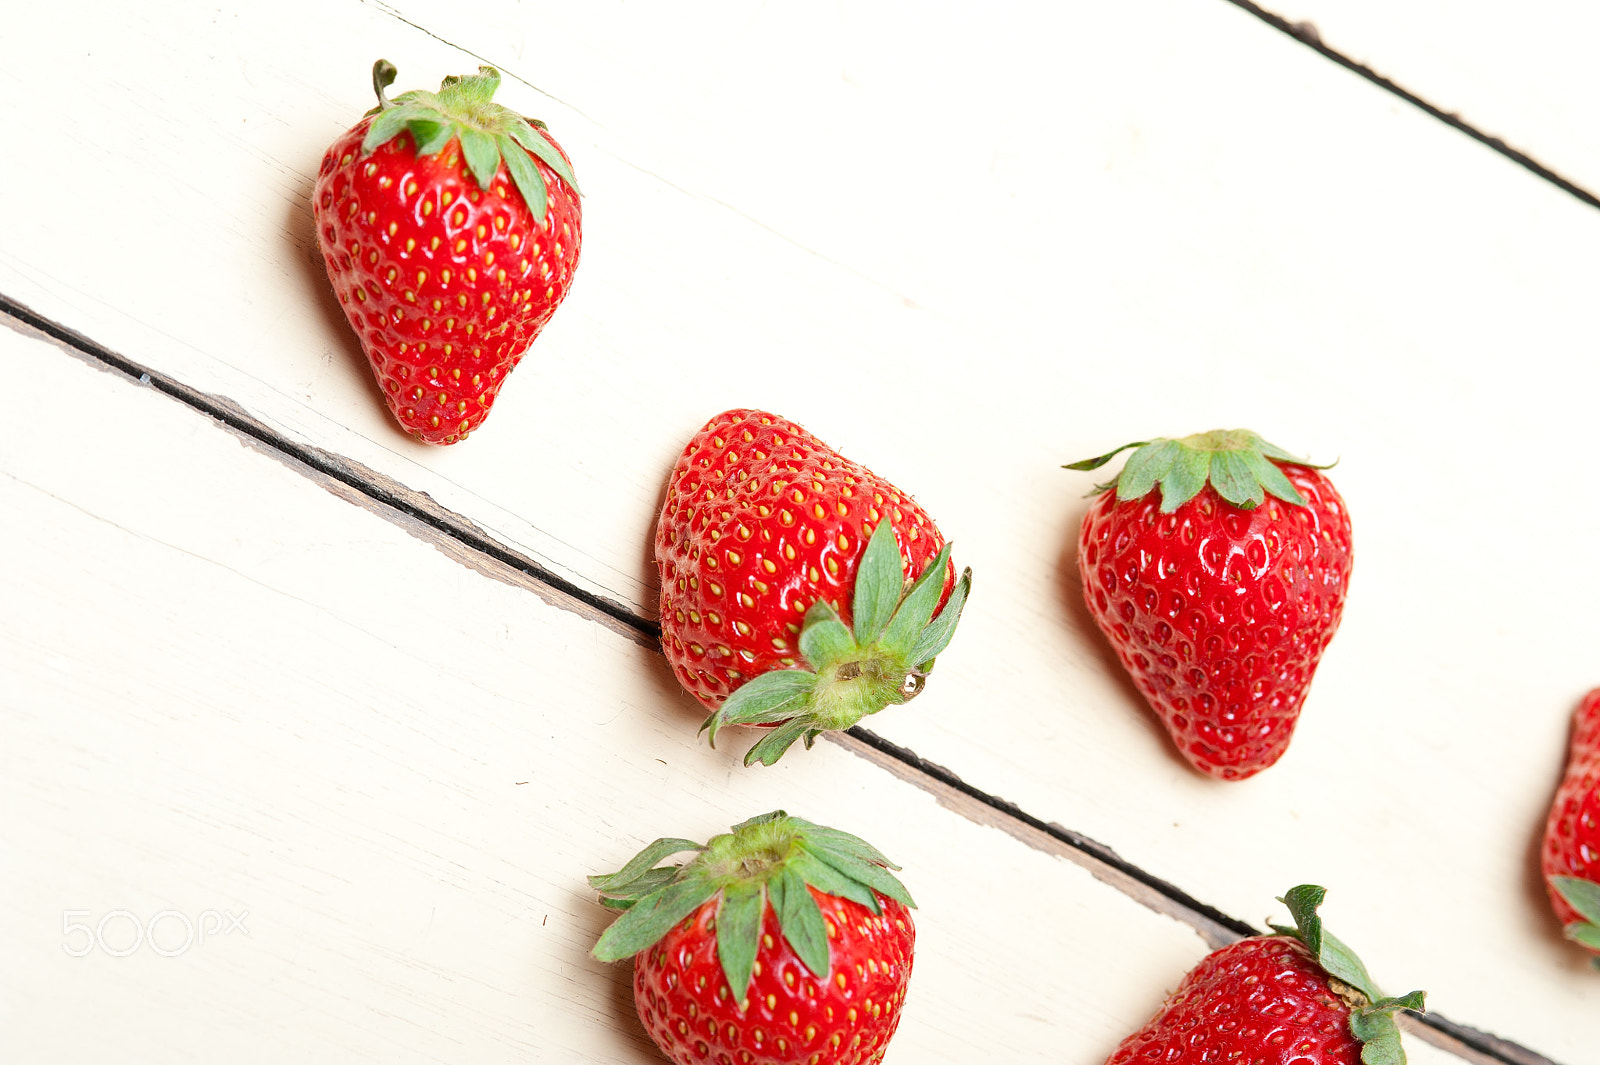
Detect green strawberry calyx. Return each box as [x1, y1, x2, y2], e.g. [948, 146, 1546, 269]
[1065, 429, 1329, 513]
[1552, 875, 1600, 965]
[590, 810, 914, 1004]
[1268, 885, 1427, 1065]
[703, 520, 973, 767]
[360, 59, 580, 222]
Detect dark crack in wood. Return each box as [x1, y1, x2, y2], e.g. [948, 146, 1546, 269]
[3, 292, 1560, 1065]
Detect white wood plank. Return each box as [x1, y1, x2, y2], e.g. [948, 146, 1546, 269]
[1255, 0, 1600, 195]
[0, 0, 1591, 621]
[382, 5, 1600, 1056]
[4, 0, 1596, 1058]
[1, 324, 1230, 1064]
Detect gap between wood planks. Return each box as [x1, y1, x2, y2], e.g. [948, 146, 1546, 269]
[1226, 0, 1600, 213]
[2, 294, 1558, 1065]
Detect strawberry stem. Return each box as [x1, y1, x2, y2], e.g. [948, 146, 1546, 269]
[371, 59, 398, 110]
[1268, 885, 1426, 1065]
[1065, 429, 1327, 512]
[1553, 876, 1600, 951]
[704, 521, 972, 766]
[590, 811, 913, 1000]
[355, 59, 581, 221]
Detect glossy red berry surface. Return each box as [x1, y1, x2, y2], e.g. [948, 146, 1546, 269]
[313, 64, 582, 444]
[1104, 935, 1364, 1064]
[1542, 688, 1600, 934]
[633, 889, 914, 1065]
[593, 814, 918, 1065]
[1078, 464, 1352, 779]
[1102, 885, 1422, 1064]
[656, 409, 950, 710]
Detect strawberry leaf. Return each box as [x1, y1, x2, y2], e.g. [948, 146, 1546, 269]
[458, 127, 502, 190]
[1116, 439, 1179, 500]
[1208, 449, 1265, 509]
[1565, 921, 1600, 951]
[709, 669, 818, 742]
[1322, 928, 1388, 1004]
[1062, 441, 1150, 473]
[1276, 884, 1383, 1004]
[1257, 453, 1309, 505]
[700, 524, 969, 763]
[439, 66, 501, 100]
[728, 809, 789, 832]
[362, 104, 420, 153]
[743, 717, 814, 767]
[593, 867, 682, 908]
[1152, 447, 1205, 511]
[851, 520, 905, 646]
[879, 542, 953, 655]
[361, 103, 460, 161]
[786, 817, 899, 869]
[1272, 884, 1424, 1064]
[1276, 882, 1327, 952]
[1066, 430, 1317, 512]
[799, 601, 856, 670]
[1378, 992, 1428, 1013]
[774, 866, 830, 979]
[410, 118, 455, 157]
[501, 137, 551, 221]
[588, 837, 705, 893]
[1349, 1009, 1406, 1065]
[591, 877, 719, 962]
[507, 117, 583, 196]
[715, 885, 765, 1001]
[1351, 993, 1427, 1065]
[592, 812, 912, 999]
[1257, 437, 1301, 462]
[788, 850, 881, 914]
[803, 845, 915, 909]
[908, 566, 972, 669]
[1553, 876, 1600, 926]
[354, 60, 577, 222]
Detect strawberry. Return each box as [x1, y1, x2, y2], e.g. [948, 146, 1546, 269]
[655, 409, 972, 765]
[591, 811, 916, 1065]
[1105, 885, 1425, 1065]
[1066, 430, 1352, 780]
[313, 60, 582, 444]
[1541, 687, 1600, 962]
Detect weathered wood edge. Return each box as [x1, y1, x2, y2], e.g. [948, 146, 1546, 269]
[0, 295, 656, 652]
[1220, 0, 1600, 213]
[828, 725, 1561, 1065]
[3, 295, 1558, 1065]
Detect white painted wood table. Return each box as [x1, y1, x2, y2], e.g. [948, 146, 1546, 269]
[3, 2, 1596, 1062]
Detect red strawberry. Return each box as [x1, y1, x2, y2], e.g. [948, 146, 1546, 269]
[655, 410, 972, 765]
[1105, 885, 1425, 1065]
[313, 60, 582, 444]
[1067, 430, 1352, 779]
[591, 811, 916, 1065]
[1541, 687, 1600, 961]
